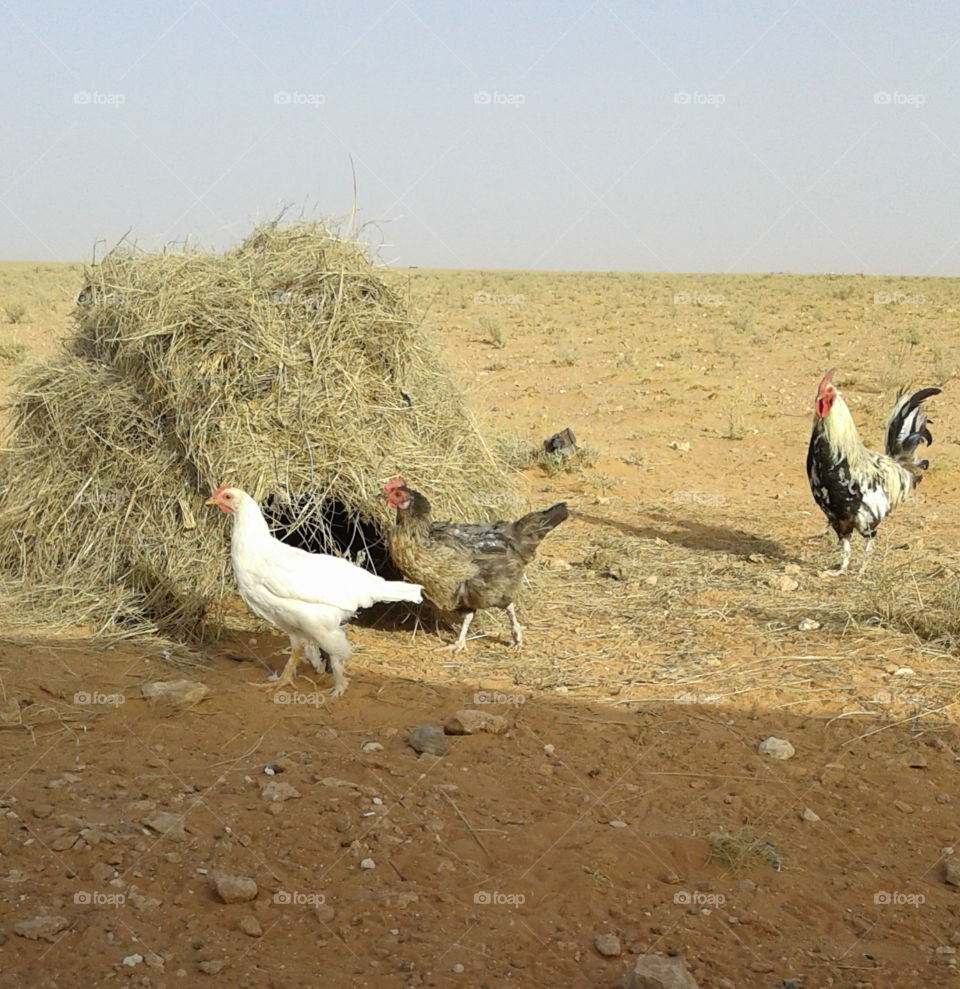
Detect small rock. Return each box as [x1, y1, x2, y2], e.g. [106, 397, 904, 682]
[443, 710, 509, 736]
[199, 959, 226, 975]
[893, 666, 915, 677]
[315, 902, 335, 923]
[801, 807, 820, 822]
[626, 953, 700, 989]
[122, 954, 143, 967]
[645, 574, 658, 586]
[893, 800, 914, 814]
[758, 737, 795, 760]
[595, 932, 621, 957]
[452, 963, 465, 973]
[128, 886, 162, 912]
[142, 811, 186, 842]
[667, 441, 691, 452]
[408, 723, 448, 756]
[0, 698, 21, 725]
[31, 802, 54, 819]
[544, 744, 556, 756]
[214, 873, 258, 904]
[239, 914, 262, 937]
[945, 859, 960, 886]
[798, 618, 820, 631]
[359, 858, 376, 870]
[140, 680, 209, 708]
[13, 916, 69, 942]
[769, 575, 799, 593]
[906, 752, 928, 769]
[260, 780, 300, 803]
[361, 741, 383, 753]
[609, 820, 628, 829]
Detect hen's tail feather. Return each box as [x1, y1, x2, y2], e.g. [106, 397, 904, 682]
[512, 502, 569, 556]
[885, 386, 941, 467]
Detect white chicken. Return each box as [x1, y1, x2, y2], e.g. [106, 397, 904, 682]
[206, 485, 423, 696]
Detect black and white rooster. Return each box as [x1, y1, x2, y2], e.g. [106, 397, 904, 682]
[806, 369, 940, 573]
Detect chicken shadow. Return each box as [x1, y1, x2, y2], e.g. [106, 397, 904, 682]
[573, 509, 793, 562]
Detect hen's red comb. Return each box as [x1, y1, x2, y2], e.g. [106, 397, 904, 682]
[211, 484, 230, 498]
[383, 477, 406, 492]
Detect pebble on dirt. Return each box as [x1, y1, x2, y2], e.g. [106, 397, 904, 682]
[801, 807, 820, 822]
[12, 916, 68, 942]
[408, 723, 448, 755]
[140, 679, 209, 708]
[442, 710, 509, 735]
[142, 811, 187, 841]
[944, 858, 960, 886]
[758, 737, 795, 760]
[626, 953, 700, 989]
[594, 932, 621, 957]
[239, 914, 263, 937]
[214, 873, 258, 904]
[260, 780, 301, 802]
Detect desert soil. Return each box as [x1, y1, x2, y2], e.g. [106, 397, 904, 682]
[1, 264, 960, 988]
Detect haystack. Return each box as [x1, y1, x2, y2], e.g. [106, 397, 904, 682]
[0, 222, 515, 640]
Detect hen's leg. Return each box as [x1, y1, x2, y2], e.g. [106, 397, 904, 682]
[441, 611, 474, 654]
[316, 628, 351, 697]
[506, 603, 523, 650]
[252, 641, 302, 689]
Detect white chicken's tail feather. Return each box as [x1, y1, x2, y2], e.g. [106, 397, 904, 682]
[374, 579, 423, 605]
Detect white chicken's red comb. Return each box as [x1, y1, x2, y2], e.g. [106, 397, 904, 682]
[211, 484, 230, 498]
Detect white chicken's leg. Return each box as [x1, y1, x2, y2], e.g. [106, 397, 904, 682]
[252, 640, 303, 689]
[505, 603, 523, 650]
[442, 611, 475, 654]
[316, 628, 351, 697]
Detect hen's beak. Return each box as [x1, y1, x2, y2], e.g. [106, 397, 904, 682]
[204, 496, 217, 506]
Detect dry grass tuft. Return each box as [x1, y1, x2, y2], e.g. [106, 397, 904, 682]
[0, 221, 517, 641]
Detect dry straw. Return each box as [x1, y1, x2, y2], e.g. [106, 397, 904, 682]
[0, 222, 516, 641]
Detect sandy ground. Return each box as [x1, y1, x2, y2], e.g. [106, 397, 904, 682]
[1, 263, 960, 987]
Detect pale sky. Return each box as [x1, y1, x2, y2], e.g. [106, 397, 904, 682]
[2, 1, 959, 273]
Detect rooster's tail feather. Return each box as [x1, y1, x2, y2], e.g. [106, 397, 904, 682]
[885, 386, 941, 469]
